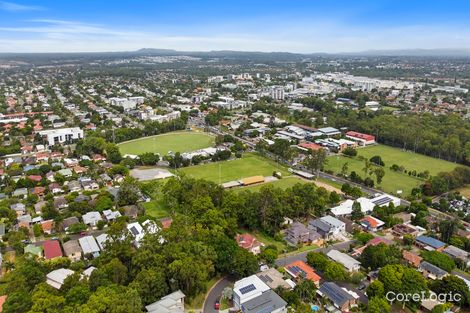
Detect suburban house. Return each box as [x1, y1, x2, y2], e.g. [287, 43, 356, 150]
[240, 289, 287, 313]
[103, 209, 122, 222]
[285, 260, 321, 287]
[415, 235, 446, 251]
[418, 261, 448, 280]
[63, 239, 82, 262]
[41, 219, 54, 235]
[284, 222, 322, 245]
[402, 250, 423, 268]
[233, 275, 270, 309]
[327, 250, 361, 272]
[359, 216, 385, 231]
[62, 216, 80, 232]
[82, 211, 103, 228]
[308, 215, 346, 239]
[95, 233, 109, 250]
[236, 233, 264, 255]
[43, 240, 63, 260]
[145, 290, 185, 313]
[256, 268, 292, 290]
[11, 203, 26, 216]
[78, 236, 101, 258]
[443, 245, 470, 266]
[46, 268, 75, 289]
[317, 282, 358, 311]
[392, 223, 423, 238]
[352, 237, 392, 257]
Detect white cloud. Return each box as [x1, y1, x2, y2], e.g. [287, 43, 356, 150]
[0, 18, 470, 53]
[0, 1, 43, 12]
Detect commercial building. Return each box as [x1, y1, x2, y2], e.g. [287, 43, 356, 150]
[39, 127, 84, 147]
[345, 131, 376, 146]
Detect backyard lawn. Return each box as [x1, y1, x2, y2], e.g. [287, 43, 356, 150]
[142, 199, 171, 218]
[326, 144, 458, 196]
[179, 153, 290, 183]
[118, 131, 215, 155]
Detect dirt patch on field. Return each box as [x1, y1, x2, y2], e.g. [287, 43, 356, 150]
[314, 180, 343, 194]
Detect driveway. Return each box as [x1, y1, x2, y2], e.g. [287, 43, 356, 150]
[203, 277, 233, 313]
[275, 240, 354, 267]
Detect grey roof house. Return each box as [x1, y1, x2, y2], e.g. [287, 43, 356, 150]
[317, 282, 357, 311]
[285, 221, 321, 245]
[419, 261, 448, 280]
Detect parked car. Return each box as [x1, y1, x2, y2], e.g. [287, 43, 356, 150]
[214, 300, 220, 310]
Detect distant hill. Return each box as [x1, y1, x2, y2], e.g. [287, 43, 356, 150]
[338, 48, 470, 57]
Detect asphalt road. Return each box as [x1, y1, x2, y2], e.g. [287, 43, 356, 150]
[203, 277, 233, 313]
[275, 240, 354, 267]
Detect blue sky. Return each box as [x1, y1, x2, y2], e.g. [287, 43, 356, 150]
[1, 0, 470, 53]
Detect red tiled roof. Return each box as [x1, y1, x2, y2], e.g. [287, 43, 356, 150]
[346, 131, 375, 142]
[403, 250, 422, 267]
[160, 218, 173, 229]
[236, 233, 260, 249]
[299, 142, 323, 151]
[367, 237, 392, 246]
[27, 175, 42, 182]
[285, 260, 321, 282]
[360, 216, 380, 228]
[33, 186, 46, 195]
[43, 240, 62, 259]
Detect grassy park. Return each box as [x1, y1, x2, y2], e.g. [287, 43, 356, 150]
[179, 153, 290, 183]
[326, 144, 458, 196]
[118, 131, 215, 155]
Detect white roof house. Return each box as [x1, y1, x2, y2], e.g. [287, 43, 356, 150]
[78, 236, 100, 257]
[330, 193, 400, 216]
[146, 290, 185, 313]
[320, 215, 346, 234]
[127, 222, 145, 247]
[81, 266, 97, 279]
[82, 211, 103, 227]
[95, 233, 110, 250]
[46, 268, 74, 289]
[327, 250, 361, 272]
[330, 198, 375, 216]
[103, 209, 121, 221]
[233, 275, 270, 309]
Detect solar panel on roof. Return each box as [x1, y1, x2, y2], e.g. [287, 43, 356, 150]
[259, 274, 273, 283]
[239, 284, 256, 295]
[373, 196, 392, 206]
[130, 226, 139, 235]
[288, 265, 306, 277]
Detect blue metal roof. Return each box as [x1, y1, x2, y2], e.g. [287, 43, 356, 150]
[416, 235, 446, 249]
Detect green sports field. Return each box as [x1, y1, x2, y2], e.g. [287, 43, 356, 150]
[179, 153, 290, 183]
[118, 131, 215, 155]
[326, 144, 458, 196]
